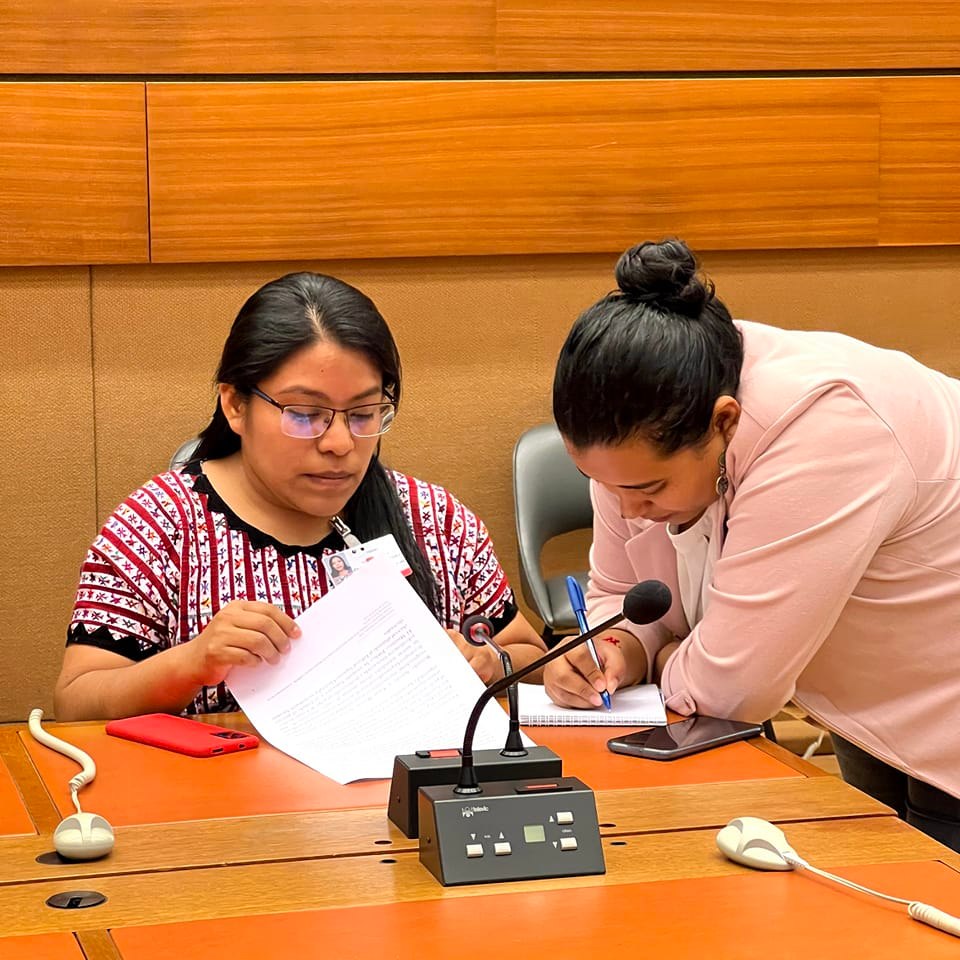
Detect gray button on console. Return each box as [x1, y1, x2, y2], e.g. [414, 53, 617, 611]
[560, 837, 578, 851]
[557, 811, 574, 824]
[466, 843, 484, 858]
[494, 841, 512, 856]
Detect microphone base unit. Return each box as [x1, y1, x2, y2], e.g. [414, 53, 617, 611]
[388, 746, 562, 838]
[418, 776, 605, 886]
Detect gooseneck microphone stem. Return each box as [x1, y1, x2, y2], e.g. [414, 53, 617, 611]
[462, 615, 526, 758]
[455, 609, 627, 793]
[498, 654, 526, 757]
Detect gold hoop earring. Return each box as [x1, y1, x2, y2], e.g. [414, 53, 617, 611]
[715, 449, 729, 497]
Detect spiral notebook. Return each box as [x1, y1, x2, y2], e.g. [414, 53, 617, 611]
[518, 683, 668, 727]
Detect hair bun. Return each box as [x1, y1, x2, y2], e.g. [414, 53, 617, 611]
[614, 238, 709, 317]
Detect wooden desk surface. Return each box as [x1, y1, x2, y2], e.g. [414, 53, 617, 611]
[109, 859, 960, 960]
[0, 750, 35, 837]
[0, 816, 954, 938]
[0, 718, 888, 886]
[16, 721, 803, 827]
[0, 774, 890, 885]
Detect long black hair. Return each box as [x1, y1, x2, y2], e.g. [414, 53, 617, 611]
[553, 238, 744, 454]
[195, 272, 439, 617]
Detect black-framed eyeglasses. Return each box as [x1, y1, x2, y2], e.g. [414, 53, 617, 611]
[250, 387, 396, 440]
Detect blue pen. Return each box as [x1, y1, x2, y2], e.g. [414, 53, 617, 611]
[565, 575, 612, 711]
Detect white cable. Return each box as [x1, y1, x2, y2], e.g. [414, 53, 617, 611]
[27, 709, 98, 812]
[801, 729, 826, 761]
[784, 853, 912, 905]
[783, 851, 960, 938]
[907, 903, 960, 937]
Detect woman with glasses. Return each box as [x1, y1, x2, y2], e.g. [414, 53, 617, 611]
[55, 272, 546, 720]
[543, 238, 960, 850]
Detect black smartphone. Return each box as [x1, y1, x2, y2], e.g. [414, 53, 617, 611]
[607, 716, 764, 761]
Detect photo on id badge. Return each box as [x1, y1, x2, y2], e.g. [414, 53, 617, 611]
[323, 536, 412, 588]
[324, 549, 368, 586]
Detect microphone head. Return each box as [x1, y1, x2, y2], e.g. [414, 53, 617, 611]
[623, 580, 672, 625]
[462, 614, 495, 648]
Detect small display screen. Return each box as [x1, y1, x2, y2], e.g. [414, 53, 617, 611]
[524, 824, 546, 843]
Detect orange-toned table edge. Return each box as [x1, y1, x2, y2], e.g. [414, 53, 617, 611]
[19, 719, 803, 826]
[109, 860, 960, 960]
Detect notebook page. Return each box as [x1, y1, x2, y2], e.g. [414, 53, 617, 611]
[518, 683, 667, 727]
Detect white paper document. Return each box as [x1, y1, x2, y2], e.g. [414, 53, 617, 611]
[228, 559, 528, 783]
[517, 682, 667, 727]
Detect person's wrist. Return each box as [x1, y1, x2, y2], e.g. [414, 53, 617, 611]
[653, 639, 681, 683]
[172, 637, 208, 688]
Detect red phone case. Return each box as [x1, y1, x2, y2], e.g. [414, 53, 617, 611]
[105, 713, 260, 757]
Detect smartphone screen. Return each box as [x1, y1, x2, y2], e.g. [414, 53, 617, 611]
[607, 716, 763, 761]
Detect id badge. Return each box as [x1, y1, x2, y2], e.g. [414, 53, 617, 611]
[322, 534, 412, 586]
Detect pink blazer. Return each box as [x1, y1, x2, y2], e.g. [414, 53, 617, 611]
[588, 320, 960, 797]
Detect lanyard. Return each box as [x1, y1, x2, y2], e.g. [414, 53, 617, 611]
[330, 515, 362, 549]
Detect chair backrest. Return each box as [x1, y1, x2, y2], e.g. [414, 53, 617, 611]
[170, 437, 201, 470]
[512, 423, 593, 623]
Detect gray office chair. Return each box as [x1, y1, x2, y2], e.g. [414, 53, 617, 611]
[170, 437, 200, 470]
[513, 423, 593, 645]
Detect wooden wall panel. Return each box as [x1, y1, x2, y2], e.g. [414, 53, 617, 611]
[496, 2, 960, 71]
[1, 1, 958, 73]
[880, 78, 960, 246]
[0, 84, 148, 266]
[0, 269, 97, 722]
[0, 1, 496, 74]
[147, 79, 879, 263]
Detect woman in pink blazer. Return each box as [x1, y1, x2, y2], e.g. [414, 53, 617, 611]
[544, 238, 960, 850]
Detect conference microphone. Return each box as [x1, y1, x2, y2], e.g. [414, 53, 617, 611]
[388, 613, 563, 838]
[417, 579, 672, 886]
[454, 579, 673, 793]
[461, 614, 526, 758]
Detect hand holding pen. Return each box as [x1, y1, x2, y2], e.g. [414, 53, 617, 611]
[565, 575, 612, 711]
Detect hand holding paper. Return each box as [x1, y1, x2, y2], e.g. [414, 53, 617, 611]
[227, 559, 529, 783]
